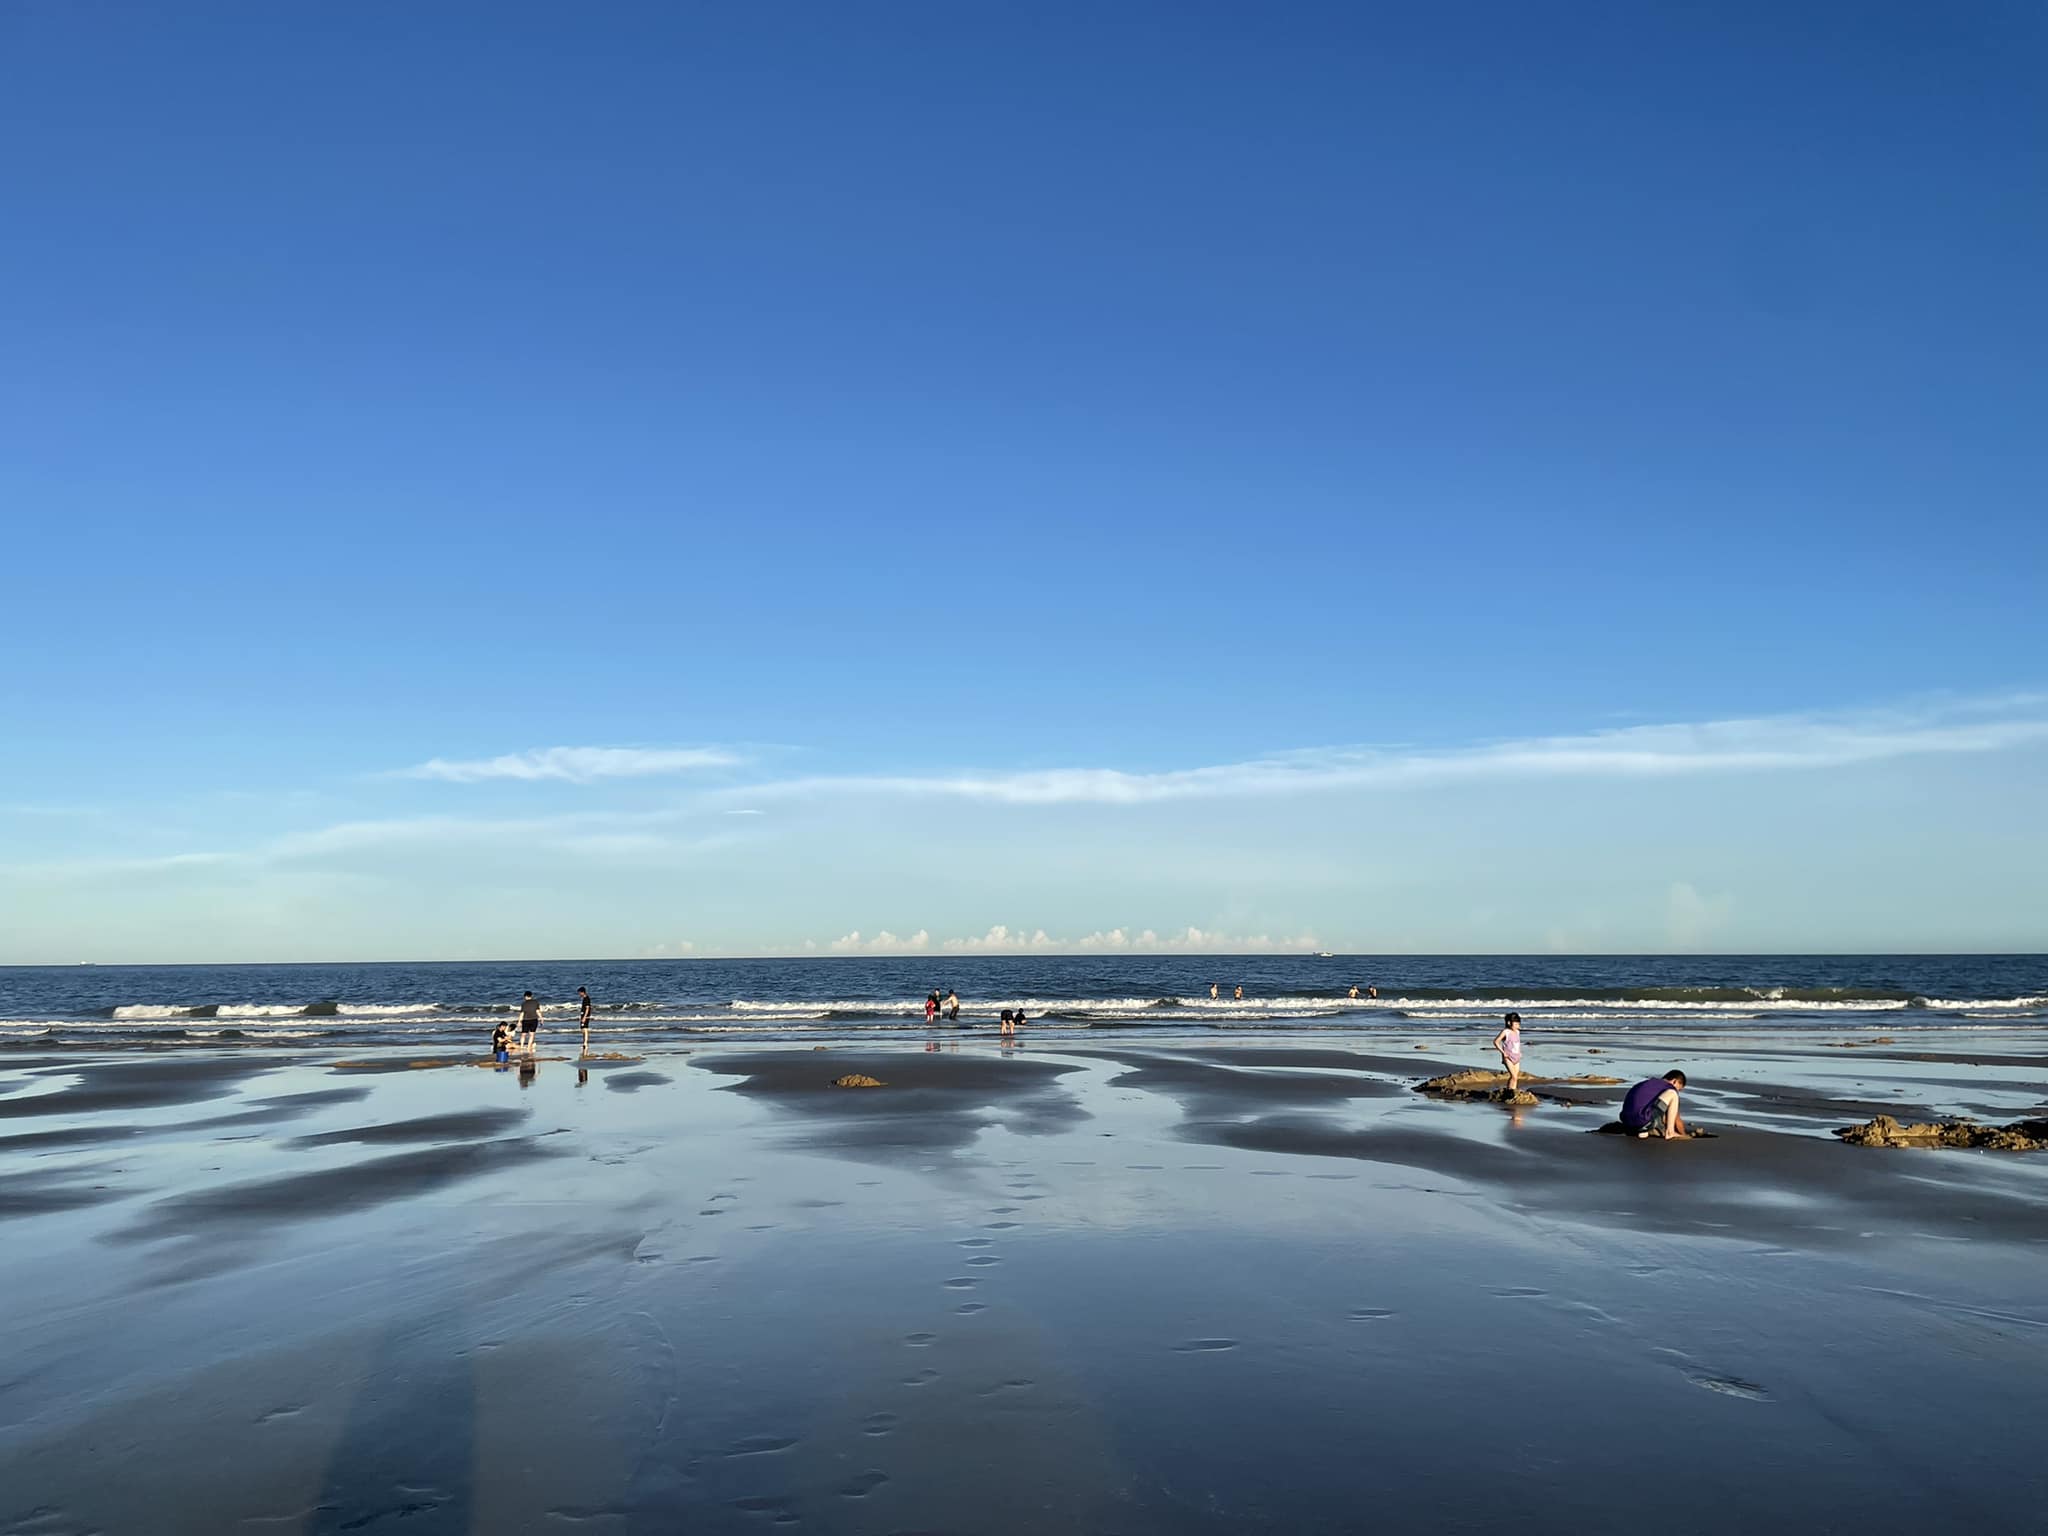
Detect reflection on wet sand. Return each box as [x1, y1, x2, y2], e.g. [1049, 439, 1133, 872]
[1, 1031, 2044, 1533]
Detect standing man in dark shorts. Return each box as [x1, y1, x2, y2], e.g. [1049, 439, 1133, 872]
[578, 986, 593, 1056]
[518, 991, 541, 1056]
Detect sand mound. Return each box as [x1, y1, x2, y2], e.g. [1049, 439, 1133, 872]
[1416, 1069, 1621, 1106]
[832, 1074, 887, 1089]
[1836, 1114, 2048, 1151]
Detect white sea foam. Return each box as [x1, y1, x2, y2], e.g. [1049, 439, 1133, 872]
[720, 993, 2008, 1019]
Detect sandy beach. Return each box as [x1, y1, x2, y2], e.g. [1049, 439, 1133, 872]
[3, 1027, 2045, 1534]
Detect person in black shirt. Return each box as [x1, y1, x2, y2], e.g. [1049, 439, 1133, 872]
[578, 986, 594, 1056]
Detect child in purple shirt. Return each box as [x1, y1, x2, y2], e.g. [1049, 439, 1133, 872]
[1620, 1071, 1688, 1139]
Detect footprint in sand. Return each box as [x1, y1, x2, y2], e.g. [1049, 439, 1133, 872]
[984, 1221, 1020, 1231]
[1250, 1170, 1291, 1178]
[1182, 1163, 1224, 1170]
[965, 1255, 1001, 1267]
[839, 1471, 891, 1498]
[1687, 1372, 1770, 1401]
[1173, 1338, 1239, 1352]
[1492, 1287, 1547, 1299]
[698, 1209, 726, 1217]
[943, 1277, 977, 1289]
[957, 1237, 994, 1248]
[729, 1494, 793, 1517]
[1126, 1163, 1163, 1171]
[901, 1368, 939, 1386]
[862, 1412, 898, 1436]
[955, 1302, 987, 1314]
[978, 1378, 1034, 1395]
[903, 1332, 937, 1347]
[1348, 1309, 1396, 1321]
[340, 1501, 439, 1524]
[1307, 1173, 1357, 1181]
[725, 1436, 798, 1457]
[989, 1206, 1020, 1215]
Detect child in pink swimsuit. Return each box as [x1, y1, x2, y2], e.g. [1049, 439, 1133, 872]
[1491, 1012, 1525, 1092]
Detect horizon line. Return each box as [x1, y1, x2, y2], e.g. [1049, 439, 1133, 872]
[5, 948, 2042, 969]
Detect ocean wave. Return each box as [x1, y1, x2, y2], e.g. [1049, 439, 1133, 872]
[61, 988, 2048, 1027]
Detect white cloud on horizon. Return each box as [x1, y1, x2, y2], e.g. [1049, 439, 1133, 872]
[816, 925, 1318, 956]
[828, 929, 933, 954]
[401, 746, 741, 784]
[942, 925, 1058, 953]
[1665, 882, 1733, 949]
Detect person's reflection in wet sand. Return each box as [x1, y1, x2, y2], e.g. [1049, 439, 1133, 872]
[577, 1068, 589, 1086]
[518, 1059, 538, 1089]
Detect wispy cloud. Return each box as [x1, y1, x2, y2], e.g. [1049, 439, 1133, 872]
[731, 695, 2048, 807]
[16, 695, 2044, 898]
[401, 746, 741, 784]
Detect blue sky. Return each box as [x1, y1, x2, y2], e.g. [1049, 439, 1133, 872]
[2, 2, 2043, 961]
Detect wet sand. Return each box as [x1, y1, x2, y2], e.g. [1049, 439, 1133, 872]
[1, 1030, 2044, 1533]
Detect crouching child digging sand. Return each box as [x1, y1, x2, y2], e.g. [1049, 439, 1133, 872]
[1620, 1071, 1689, 1139]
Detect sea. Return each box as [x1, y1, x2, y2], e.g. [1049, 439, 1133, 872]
[1, 954, 2042, 1053]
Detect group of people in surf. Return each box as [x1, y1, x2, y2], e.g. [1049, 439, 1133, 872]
[489, 987, 597, 1062]
[1488, 1011, 1693, 1139]
[922, 989, 1028, 1036]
